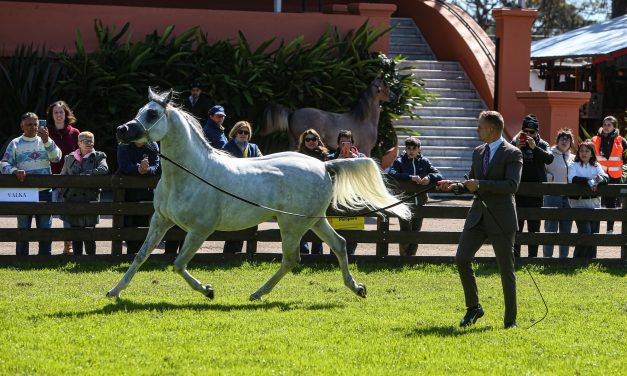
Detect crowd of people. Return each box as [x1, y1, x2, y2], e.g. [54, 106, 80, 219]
[0, 81, 623, 259]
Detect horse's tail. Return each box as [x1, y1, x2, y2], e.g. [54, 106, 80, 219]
[325, 158, 411, 220]
[260, 104, 290, 136]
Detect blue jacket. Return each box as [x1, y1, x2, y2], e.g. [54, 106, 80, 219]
[203, 119, 228, 149]
[223, 140, 262, 158]
[388, 153, 443, 205]
[116, 142, 160, 202]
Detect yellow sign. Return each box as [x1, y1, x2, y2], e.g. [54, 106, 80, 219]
[328, 216, 365, 230]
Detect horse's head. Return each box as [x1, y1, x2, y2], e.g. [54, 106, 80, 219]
[116, 87, 173, 144]
[372, 75, 397, 103]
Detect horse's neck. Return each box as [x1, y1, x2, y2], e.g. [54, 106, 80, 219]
[364, 92, 382, 127]
[159, 111, 223, 180]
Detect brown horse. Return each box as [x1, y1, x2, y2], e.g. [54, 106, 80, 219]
[259, 76, 396, 156]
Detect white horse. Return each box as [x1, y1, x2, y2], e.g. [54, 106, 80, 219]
[107, 88, 410, 301]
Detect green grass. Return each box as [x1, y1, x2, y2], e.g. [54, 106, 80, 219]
[0, 261, 624, 375]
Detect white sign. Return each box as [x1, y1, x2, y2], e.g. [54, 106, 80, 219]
[0, 188, 40, 202]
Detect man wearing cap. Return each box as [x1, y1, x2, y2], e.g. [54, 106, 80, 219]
[203, 105, 228, 149]
[510, 114, 553, 257]
[183, 82, 211, 125]
[388, 136, 443, 255]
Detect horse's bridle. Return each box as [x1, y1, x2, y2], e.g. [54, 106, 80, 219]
[133, 102, 169, 140]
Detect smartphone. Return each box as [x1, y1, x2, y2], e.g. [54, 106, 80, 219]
[519, 132, 528, 143]
[38, 119, 47, 129]
[341, 141, 351, 155]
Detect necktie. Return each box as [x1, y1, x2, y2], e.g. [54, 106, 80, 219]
[482, 145, 490, 176]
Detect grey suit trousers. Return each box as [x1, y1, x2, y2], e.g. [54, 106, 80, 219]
[455, 218, 517, 323]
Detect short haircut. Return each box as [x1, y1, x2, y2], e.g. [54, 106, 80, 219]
[555, 128, 573, 144]
[478, 111, 504, 133]
[337, 129, 353, 145]
[21, 112, 37, 121]
[78, 131, 94, 141]
[405, 136, 421, 147]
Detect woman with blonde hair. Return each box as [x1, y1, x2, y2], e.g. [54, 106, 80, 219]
[222, 121, 262, 253]
[223, 121, 263, 158]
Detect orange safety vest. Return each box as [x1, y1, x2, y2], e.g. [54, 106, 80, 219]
[592, 135, 624, 179]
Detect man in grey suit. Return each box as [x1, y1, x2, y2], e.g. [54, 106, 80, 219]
[438, 111, 523, 329]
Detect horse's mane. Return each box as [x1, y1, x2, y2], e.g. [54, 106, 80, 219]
[348, 82, 376, 122]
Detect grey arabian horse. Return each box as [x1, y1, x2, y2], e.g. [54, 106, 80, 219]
[259, 76, 397, 156]
[107, 88, 410, 301]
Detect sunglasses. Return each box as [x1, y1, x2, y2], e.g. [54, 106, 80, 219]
[523, 129, 537, 135]
[236, 130, 250, 135]
[304, 137, 318, 142]
[80, 140, 94, 145]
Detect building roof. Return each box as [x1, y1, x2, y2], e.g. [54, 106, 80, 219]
[531, 15, 627, 61]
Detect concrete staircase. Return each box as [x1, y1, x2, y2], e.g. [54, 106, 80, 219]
[389, 18, 486, 183]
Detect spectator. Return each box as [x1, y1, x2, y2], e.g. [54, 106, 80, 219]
[388, 136, 443, 256]
[46, 100, 80, 255]
[296, 129, 328, 254]
[591, 115, 627, 234]
[1, 112, 61, 255]
[327, 130, 365, 255]
[511, 114, 553, 257]
[223, 121, 262, 253]
[182, 81, 212, 125]
[117, 141, 180, 254]
[568, 141, 608, 258]
[59, 132, 108, 255]
[203, 105, 228, 149]
[543, 128, 575, 258]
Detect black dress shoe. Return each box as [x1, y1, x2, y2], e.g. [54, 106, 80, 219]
[504, 321, 518, 329]
[459, 304, 484, 327]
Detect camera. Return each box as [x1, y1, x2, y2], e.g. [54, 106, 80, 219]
[38, 119, 47, 129]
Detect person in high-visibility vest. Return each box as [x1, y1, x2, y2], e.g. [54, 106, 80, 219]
[591, 116, 627, 234]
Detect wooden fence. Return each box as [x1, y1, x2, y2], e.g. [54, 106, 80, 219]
[0, 175, 625, 261]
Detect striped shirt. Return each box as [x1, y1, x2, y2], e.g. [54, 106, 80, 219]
[0, 135, 62, 176]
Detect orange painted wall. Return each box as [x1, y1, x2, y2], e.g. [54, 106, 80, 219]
[392, 0, 495, 109]
[0, 1, 394, 55]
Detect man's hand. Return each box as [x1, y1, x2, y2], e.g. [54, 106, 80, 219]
[464, 179, 479, 192]
[37, 127, 49, 144]
[15, 170, 26, 182]
[526, 137, 536, 150]
[436, 180, 458, 192]
[138, 158, 149, 174]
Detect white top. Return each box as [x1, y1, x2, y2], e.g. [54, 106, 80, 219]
[568, 160, 608, 186]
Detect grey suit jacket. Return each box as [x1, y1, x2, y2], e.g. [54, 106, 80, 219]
[462, 140, 523, 234]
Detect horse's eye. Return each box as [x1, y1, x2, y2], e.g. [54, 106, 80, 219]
[146, 109, 158, 121]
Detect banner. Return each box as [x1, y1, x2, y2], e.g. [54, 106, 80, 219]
[328, 216, 365, 230]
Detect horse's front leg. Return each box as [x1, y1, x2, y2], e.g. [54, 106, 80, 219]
[106, 213, 172, 299]
[173, 231, 214, 299]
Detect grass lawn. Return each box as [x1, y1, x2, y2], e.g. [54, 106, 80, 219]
[0, 261, 624, 375]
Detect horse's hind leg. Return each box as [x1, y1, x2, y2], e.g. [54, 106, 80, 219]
[173, 231, 214, 299]
[107, 213, 172, 299]
[311, 219, 367, 298]
[250, 226, 302, 301]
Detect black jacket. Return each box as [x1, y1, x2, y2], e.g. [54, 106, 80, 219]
[511, 133, 553, 183]
[182, 94, 212, 125]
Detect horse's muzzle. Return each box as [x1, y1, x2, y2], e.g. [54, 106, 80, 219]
[116, 120, 144, 143]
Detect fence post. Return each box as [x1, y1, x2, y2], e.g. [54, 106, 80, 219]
[622, 196, 627, 261]
[111, 176, 125, 255]
[376, 216, 389, 256]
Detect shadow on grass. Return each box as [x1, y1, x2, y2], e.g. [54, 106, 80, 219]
[405, 324, 493, 337]
[37, 299, 345, 319]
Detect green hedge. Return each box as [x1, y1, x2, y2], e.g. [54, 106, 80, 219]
[0, 20, 428, 163]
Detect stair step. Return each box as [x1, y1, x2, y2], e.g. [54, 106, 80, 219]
[398, 60, 461, 71]
[395, 125, 478, 137]
[389, 35, 427, 44]
[423, 97, 484, 108]
[389, 53, 437, 61]
[390, 18, 417, 27]
[412, 107, 484, 117]
[389, 45, 434, 55]
[419, 145, 476, 157]
[398, 116, 479, 127]
[422, 78, 472, 89]
[408, 69, 467, 80]
[398, 135, 481, 147]
[424, 88, 481, 99]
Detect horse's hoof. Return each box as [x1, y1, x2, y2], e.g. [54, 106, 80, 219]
[106, 290, 119, 300]
[203, 285, 214, 300]
[356, 283, 367, 298]
[249, 293, 262, 302]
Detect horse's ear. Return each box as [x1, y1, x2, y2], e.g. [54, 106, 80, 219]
[163, 89, 173, 105]
[148, 87, 159, 102]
